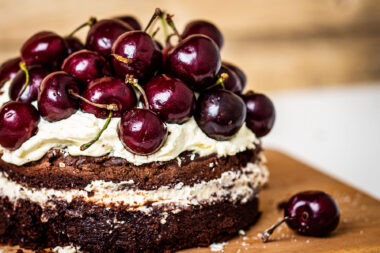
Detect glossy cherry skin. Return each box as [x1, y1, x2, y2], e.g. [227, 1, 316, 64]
[38, 71, 80, 122]
[64, 36, 85, 55]
[144, 75, 196, 124]
[242, 91, 275, 137]
[81, 77, 137, 118]
[118, 109, 167, 155]
[166, 35, 221, 91]
[0, 101, 40, 150]
[182, 20, 224, 49]
[61, 49, 106, 85]
[218, 64, 243, 94]
[285, 191, 340, 236]
[9, 65, 51, 103]
[223, 61, 246, 91]
[195, 89, 246, 140]
[111, 31, 162, 82]
[114, 15, 141, 30]
[21, 31, 67, 68]
[0, 57, 21, 85]
[85, 19, 133, 56]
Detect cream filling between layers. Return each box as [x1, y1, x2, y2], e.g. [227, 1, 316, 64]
[0, 80, 260, 166]
[0, 161, 268, 213]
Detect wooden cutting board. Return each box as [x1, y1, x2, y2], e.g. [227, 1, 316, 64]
[2, 150, 380, 252]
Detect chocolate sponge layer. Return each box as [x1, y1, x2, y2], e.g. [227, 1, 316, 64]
[0, 196, 260, 253]
[0, 147, 261, 190]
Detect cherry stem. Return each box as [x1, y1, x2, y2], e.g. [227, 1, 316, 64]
[68, 17, 97, 37]
[158, 12, 169, 40]
[16, 62, 29, 101]
[125, 75, 149, 109]
[68, 89, 118, 111]
[151, 27, 160, 38]
[166, 14, 182, 41]
[111, 54, 132, 65]
[261, 216, 293, 243]
[206, 73, 228, 90]
[80, 111, 112, 151]
[144, 8, 162, 33]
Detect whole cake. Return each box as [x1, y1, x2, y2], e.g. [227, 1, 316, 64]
[0, 9, 275, 253]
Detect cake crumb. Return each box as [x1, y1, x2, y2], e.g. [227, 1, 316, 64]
[59, 162, 66, 168]
[306, 240, 310, 243]
[210, 242, 228, 252]
[238, 230, 245, 236]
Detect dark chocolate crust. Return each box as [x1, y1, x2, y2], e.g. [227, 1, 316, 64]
[0, 148, 261, 190]
[0, 196, 260, 253]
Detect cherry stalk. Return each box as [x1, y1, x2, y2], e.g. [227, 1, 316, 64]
[166, 14, 181, 41]
[16, 62, 30, 101]
[68, 17, 97, 38]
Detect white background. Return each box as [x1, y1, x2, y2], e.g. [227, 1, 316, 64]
[264, 83, 380, 199]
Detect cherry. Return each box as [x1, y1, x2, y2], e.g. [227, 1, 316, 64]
[9, 64, 50, 103]
[0, 57, 21, 86]
[166, 35, 221, 91]
[21, 31, 67, 68]
[195, 89, 246, 140]
[38, 71, 80, 122]
[144, 74, 195, 124]
[85, 19, 133, 56]
[242, 91, 275, 137]
[111, 31, 162, 81]
[223, 62, 246, 91]
[262, 191, 340, 242]
[80, 76, 137, 118]
[218, 64, 243, 94]
[61, 49, 106, 85]
[63, 36, 85, 55]
[118, 108, 167, 155]
[114, 15, 141, 30]
[0, 101, 40, 150]
[182, 20, 224, 49]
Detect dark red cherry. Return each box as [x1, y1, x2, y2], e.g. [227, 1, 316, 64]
[114, 15, 141, 30]
[9, 65, 51, 103]
[111, 31, 162, 81]
[61, 49, 106, 85]
[182, 20, 224, 49]
[285, 191, 340, 236]
[166, 35, 221, 91]
[195, 89, 246, 140]
[0, 57, 21, 85]
[242, 91, 275, 137]
[64, 36, 85, 55]
[81, 77, 137, 118]
[118, 109, 167, 155]
[144, 74, 195, 124]
[85, 19, 133, 56]
[0, 101, 40, 150]
[218, 64, 243, 94]
[21, 31, 67, 68]
[223, 62, 246, 91]
[261, 191, 340, 242]
[38, 71, 80, 122]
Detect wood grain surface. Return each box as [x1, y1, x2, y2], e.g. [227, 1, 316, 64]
[1, 0, 380, 90]
[1, 149, 379, 252]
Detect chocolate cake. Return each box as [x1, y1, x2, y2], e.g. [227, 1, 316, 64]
[0, 9, 275, 253]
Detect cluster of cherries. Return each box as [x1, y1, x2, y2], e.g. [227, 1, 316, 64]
[0, 8, 275, 155]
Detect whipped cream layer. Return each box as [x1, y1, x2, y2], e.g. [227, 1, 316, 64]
[0, 80, 259, 166]
[0, 161, 268, 213]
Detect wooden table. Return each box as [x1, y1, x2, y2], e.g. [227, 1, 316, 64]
[2, 150, 380, 252]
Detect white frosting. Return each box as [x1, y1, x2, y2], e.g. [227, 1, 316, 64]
[53, 245, 81, 253]
[0, 80, 259, 166]
[0, 162, 268, 213]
